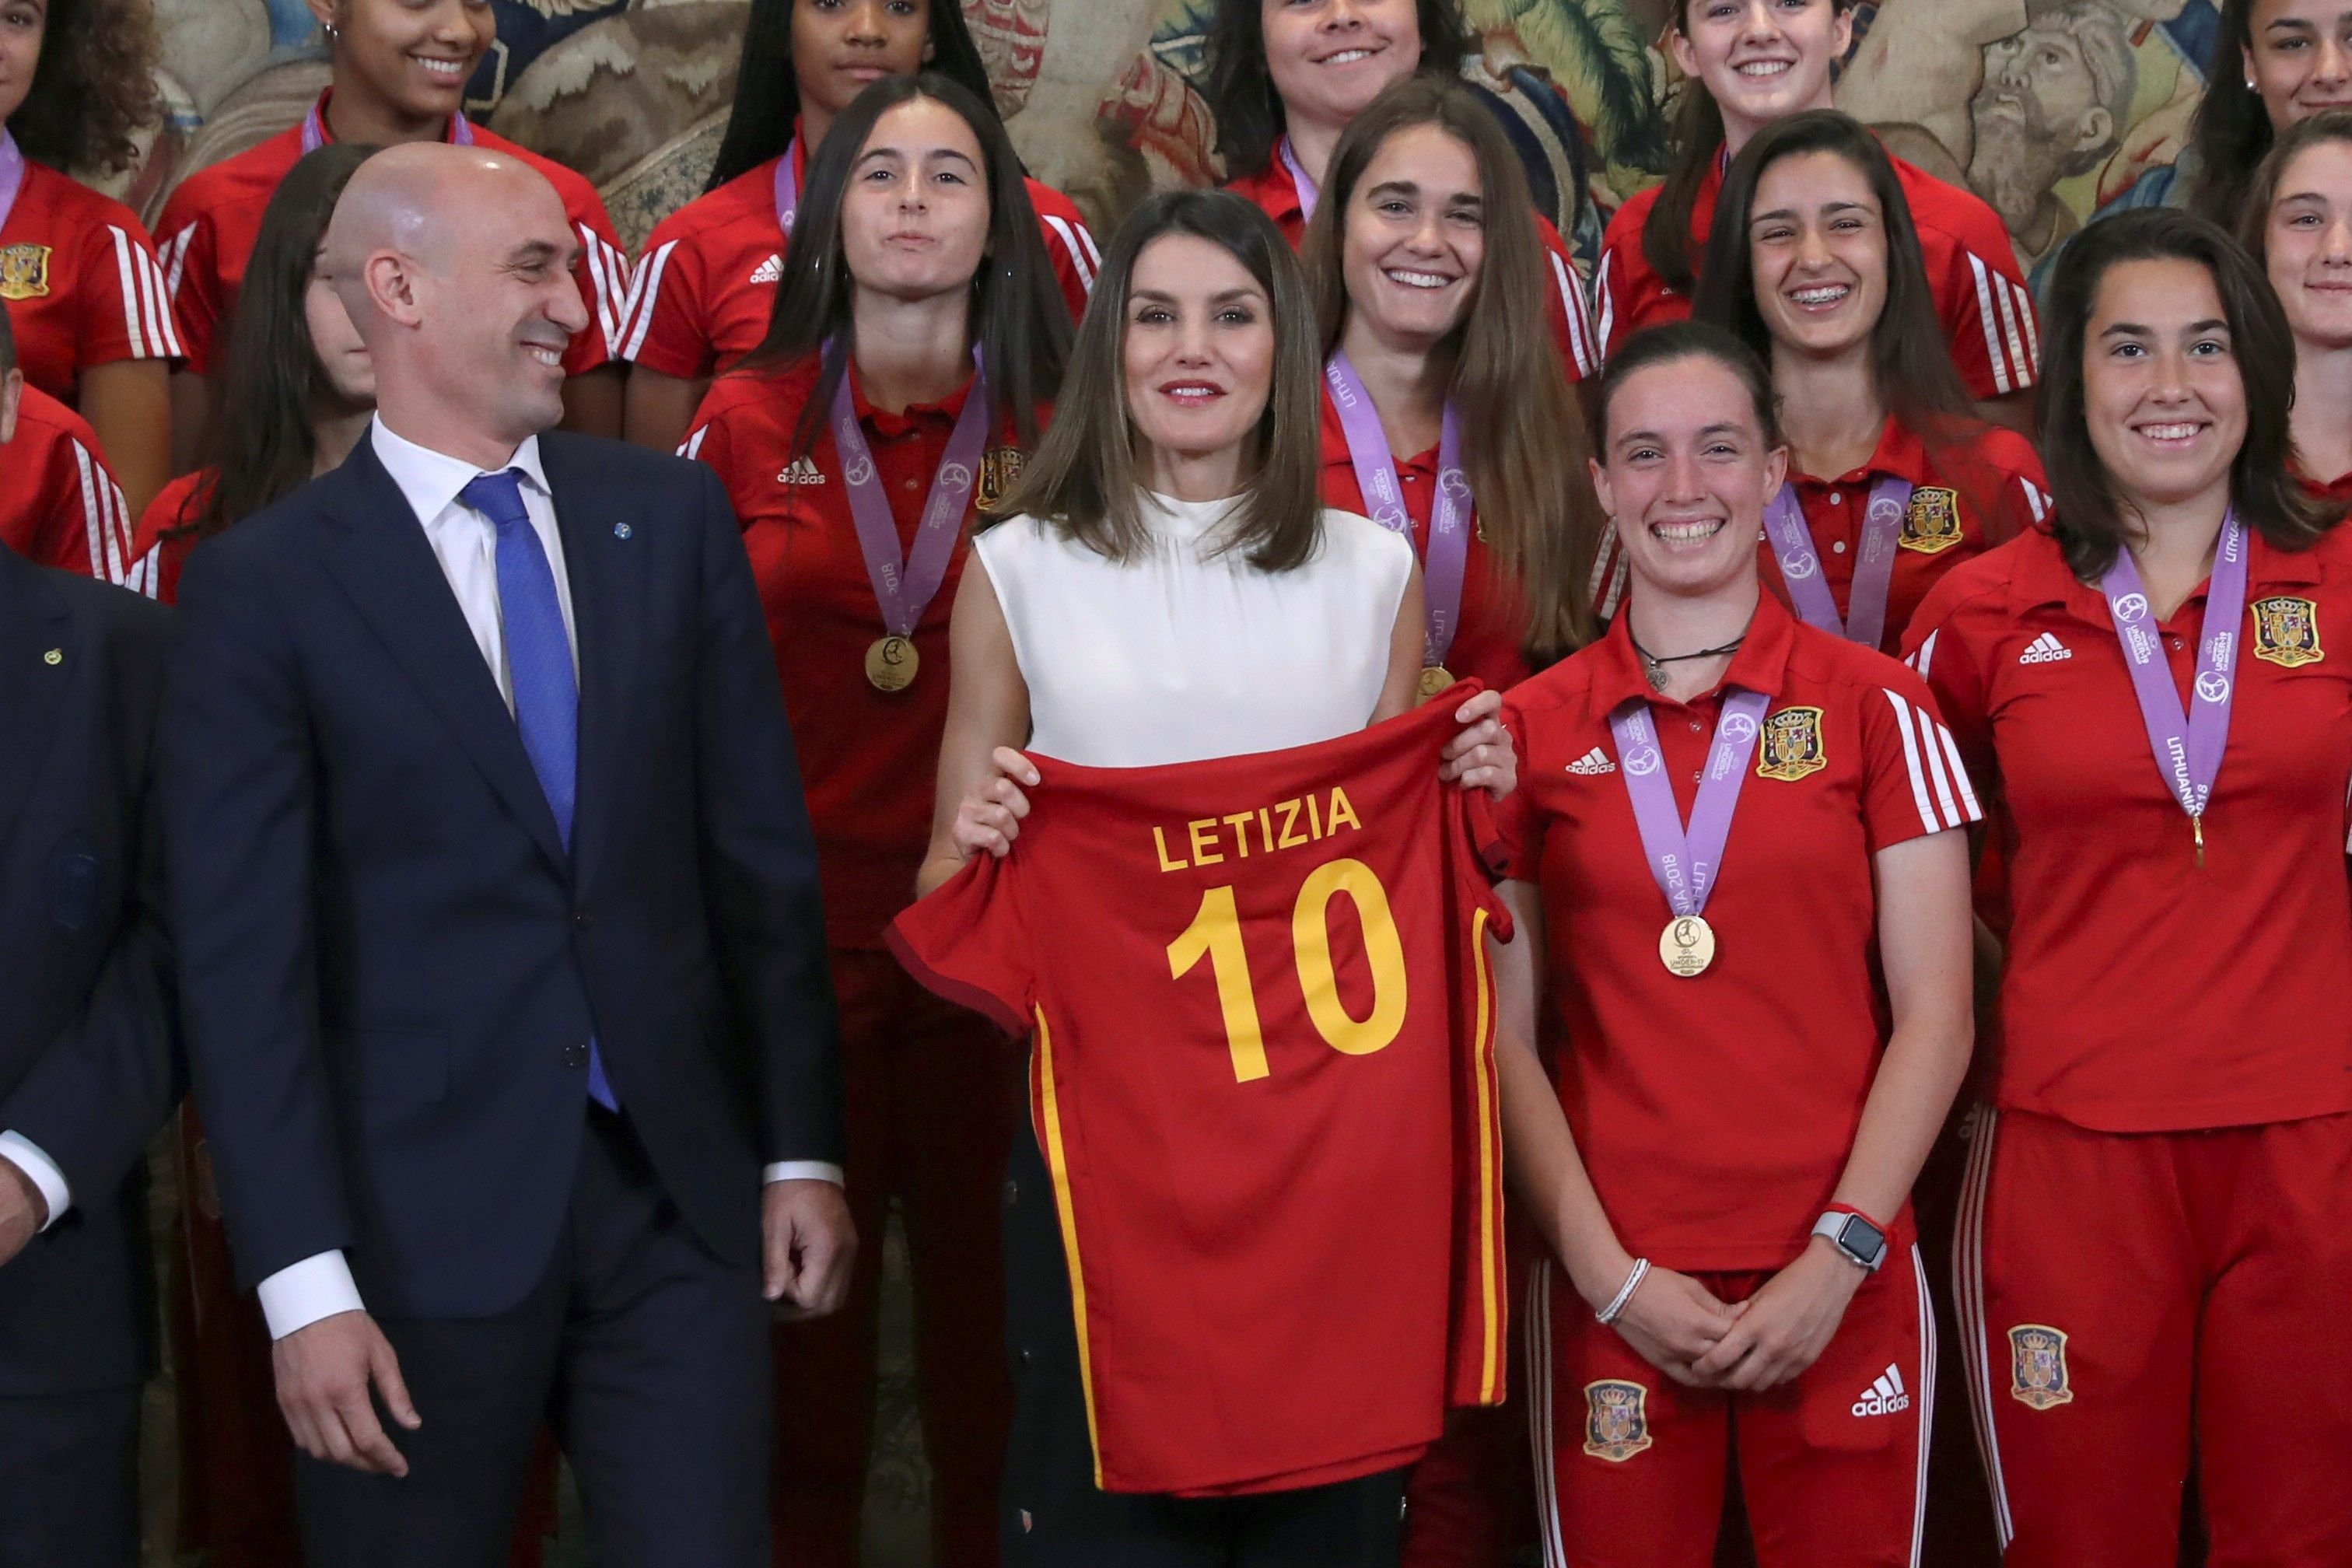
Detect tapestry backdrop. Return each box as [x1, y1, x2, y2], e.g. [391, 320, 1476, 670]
[141, 0, 2217, 298]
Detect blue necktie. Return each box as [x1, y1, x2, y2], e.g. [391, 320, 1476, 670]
[460, 468, 619, 1113]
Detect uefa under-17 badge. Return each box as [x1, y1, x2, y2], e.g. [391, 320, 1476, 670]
[2007, 1325, 2074, 1410]
[1582, 1380, 1655, 1462]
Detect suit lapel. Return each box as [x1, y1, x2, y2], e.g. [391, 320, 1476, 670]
[315, 441, 570, 877]
[0, 548, 72, 860]
[540, 434, 643, 893]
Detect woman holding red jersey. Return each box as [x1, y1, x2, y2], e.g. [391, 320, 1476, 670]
[1302, 76, 1601, 697]
[680, 73, 1068, 1568]
[0, 0, 177, 516]
[1687, 111, 2047, 656]
[1594, 0, 2035, 416]
[1495, 321, 1976, 1567]
[156, 0, 633, 454]
[1907, 208, 2352, 1566]
[1200, 0, 1600, 380]
[2238, 110, 2352, 501]
[619, 0, 1098, 451]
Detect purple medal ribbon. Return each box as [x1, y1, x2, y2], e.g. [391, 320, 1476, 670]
[772, 138, 800, 234]
[1325, 352, 1470, 671]
[1609, 689, 1770, 919]
[0, 132, 26, 236]
[1278, 135, 1319, 221]
[1759, 474, 1913, 648]
[300, 100, 474, 153]
[2099, 509, 2247, 841]
[829, 341, 992, 639]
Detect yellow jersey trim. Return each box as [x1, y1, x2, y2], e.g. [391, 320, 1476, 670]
[1034, 1006, 1104, 1484]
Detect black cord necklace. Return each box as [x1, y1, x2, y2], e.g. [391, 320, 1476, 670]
[1629, 623, 1752, 695]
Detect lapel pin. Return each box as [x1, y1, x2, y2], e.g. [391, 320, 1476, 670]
[42, 649, 62, 666]
[613, 522, 633, 540]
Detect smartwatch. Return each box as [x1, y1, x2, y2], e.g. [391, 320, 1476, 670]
[1811, 1208, 1888, 1272]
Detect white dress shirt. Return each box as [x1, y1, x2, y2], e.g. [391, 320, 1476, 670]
[254, 418, 840, 1342]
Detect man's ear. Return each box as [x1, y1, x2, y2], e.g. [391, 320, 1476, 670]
[364, 250, 425, 327]
[0, 368, 23, 446]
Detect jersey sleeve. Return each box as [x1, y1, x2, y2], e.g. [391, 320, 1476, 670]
[1538, 216, 1600, 382]
[153, 194, 222, 376]
[1855, 663, 1983, 852]
[14, 425, 138, 592]
[676, 394, 754, 527]
[1902, 573, 2000, 793]
[70, 215, 184, 369]
[1592, 208, 1638, 364]
[885, 852, 1037, 1038]
[1026, 184, 1102, 327]
[615, 219, 717, 378]
[558, 184, 631, 375]
[1928, 208, 2039, 401]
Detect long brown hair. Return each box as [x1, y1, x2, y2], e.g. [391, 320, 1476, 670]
[2235, 107, 2352, 265]
[738, 74, 1067, 457]
[1642, 0, 1856, 297]
[2185, 0, 2284, 230]
[2038, 206, 2340, 579]
[1302, 75, 1599, 663]
[990, 188, 1326, 571]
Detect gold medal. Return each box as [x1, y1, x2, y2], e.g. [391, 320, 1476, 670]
[1417, 664, 1457, 703]
[1658, 914, 1716, 978]
[865, 635, 919, 692]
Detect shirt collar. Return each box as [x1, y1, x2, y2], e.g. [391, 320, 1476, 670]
[1587, 584, 1799, 716]
[2007, 515, 2326, 619]
[370, 416, 551, 531]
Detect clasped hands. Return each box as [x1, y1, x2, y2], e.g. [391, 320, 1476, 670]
[1604, 1237, 1867, 1393]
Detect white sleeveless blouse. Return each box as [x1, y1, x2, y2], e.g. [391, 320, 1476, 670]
[974, 492, 1414, 768]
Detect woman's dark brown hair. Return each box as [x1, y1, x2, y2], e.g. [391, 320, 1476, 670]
[2038, 206, 2340, 579]
[1694, 110, 2007, 519]
[2234, 107, 2352, 265]
[738, 73, 1069, 457]
[7, 0, 161, 175]
[2185, 0, 2287, 231]
[1301, 74, 1600, 661]
[990, 187, 1326, 571]
[1589, 318, 1783, 456]
[705, 0, 997, 191]
[1642, 0, 1855, 298]
[1199, 0, 1471, 183]
[179, 143, 378, 544]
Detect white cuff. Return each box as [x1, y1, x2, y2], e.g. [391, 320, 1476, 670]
[0, 1132, 71, 1232]
[256, 1251, 366, 1340]
[763, 1161, 845, 1187]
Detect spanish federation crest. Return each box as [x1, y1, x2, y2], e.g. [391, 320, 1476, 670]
[976, 445, 1025, 511]
[2007, 1325, 2074, 1410]
[1581, 1380, 1654, 1462]
[2249, 595, 2322, 668]
[1755, 705, 1828, 782]
[1899, 486, 1963, 555]
[0, 243, 51, 301]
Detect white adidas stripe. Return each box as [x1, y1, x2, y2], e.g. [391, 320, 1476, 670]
[1594, 249, 1617, 358]
[1955, 1109, 2014, 1548]
[1910, 1244, 1937, 1568]
[1528, 1262, 1568, 1568]
[619, 240, 677, 362]
[1969, 254, 2014, 396]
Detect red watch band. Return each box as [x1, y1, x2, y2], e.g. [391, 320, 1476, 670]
[1827, 1201, 1887, 1233]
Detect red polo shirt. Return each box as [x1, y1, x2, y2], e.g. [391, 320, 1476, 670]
[1225, 157, 1600, 382]
[1594, 152, 2037, 401]
[618, 137, 1098, 380]
[0, 159, 182, 404]
[130, 467, 211, 604]
[155, 93, 631, 377]
[0, 385, 142, 592]
[684, 358, 1032, 948]
[1313, 387, 1535, 691]
[1906, 525, 2352, 1133]
[1495, 593, 1977, 1269]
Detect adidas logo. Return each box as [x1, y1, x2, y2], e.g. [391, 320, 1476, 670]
[2019, 632, 2073, 664]
[1566, 747, 1616, 775]
[749, 252, 783, 285]
[775, 457, 825, 486]
[1853, 1364, 1912, 1418]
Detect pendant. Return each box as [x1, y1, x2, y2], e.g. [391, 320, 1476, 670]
[1658, 914, 1716, 978]
[865, 635, 919, 692]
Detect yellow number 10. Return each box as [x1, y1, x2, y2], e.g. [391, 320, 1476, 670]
[1165, 856, 1410, 1083]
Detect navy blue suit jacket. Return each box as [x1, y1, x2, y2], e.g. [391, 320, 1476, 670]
[163, 432, 842, 1319]
[0, 543, 178, 1394]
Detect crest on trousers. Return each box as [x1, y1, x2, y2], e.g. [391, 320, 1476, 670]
[1755, 705, 1828, 782]
[2249, 596, 2323, 668]
[0, 243, 51, 300]
[2008, 1325, 2074, 1410]
[1582, 1380, 1654, 1462]
[977, 445, 1025, 511]
[1899, 487, 1962, 554]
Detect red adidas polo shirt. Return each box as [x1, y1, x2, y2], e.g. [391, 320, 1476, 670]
[0, 159, 182, 404]
[1906, 525, 2352, 1133]
[0, 385, 142, 592]
[1496, 592, 1978, 1270]
[1594, 152, 2038, 401]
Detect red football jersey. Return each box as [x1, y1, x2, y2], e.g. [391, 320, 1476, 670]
[0, 159, 182, 404]
[889, 698, 1511, 1496]
[617, 142, 1099, 379]
[1224, 157, 1600, 383]
[1906, 525, 2352, 1133]
[1595, 152, 2038, 401]
[131, 466, 209, 604]
[0, 384, 145, 593]
[155, 93, 631, 378]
